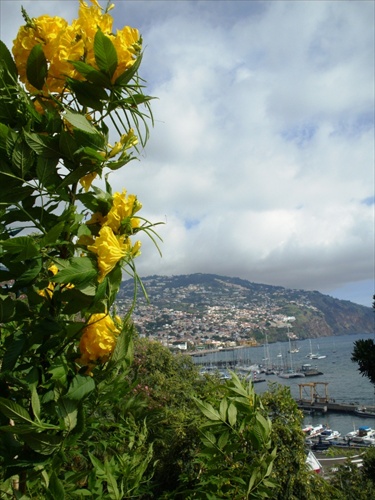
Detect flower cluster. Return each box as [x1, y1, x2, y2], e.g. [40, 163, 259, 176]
[38, 264, 74, 299]
[84, 190, 142, 282]
[78, 313, 120, 366]
[12, 0, 141, 93]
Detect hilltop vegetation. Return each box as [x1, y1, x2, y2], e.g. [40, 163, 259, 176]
[117, 274, 373, 345]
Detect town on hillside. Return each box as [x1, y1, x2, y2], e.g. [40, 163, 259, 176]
[116, 274, 374, 352]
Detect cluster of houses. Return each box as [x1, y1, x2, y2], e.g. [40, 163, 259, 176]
[115, 278, 317, 352]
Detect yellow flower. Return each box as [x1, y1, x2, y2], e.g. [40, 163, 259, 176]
[12, 15, 74, 93]
[38, 264, 74, 298]
[87, 226, 130, 282]
[12, 1, 141, 93]
[38, 283, 55, 299]
[110, 26, 141, 82]
[131, 239, 142, 257]
[76, 0, 114, 68]
[78, 313, 120, 366]
[104, 189, 142, 234]
[77, 234, 95, 247]
[80, 172, 98, 192]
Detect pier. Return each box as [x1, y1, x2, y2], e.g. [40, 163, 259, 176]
[296, 382, 375, 415]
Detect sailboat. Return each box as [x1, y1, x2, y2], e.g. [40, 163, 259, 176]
[286, 321, 300, 353]
[278, 336, 305, 378]
[289, 338, 300, 354]
[306, 339, 326, 359]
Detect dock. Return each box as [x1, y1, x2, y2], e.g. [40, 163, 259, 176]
[296, 381, 375, 415]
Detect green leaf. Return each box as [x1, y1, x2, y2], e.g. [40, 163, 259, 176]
[255, 413, 271, 443]
[88, 452, 106, 475]
[1, 236, 39, 260]
[57, 397, 78, 432]
[11, 138, 34, 177]
[66, 78, 108, 111]
[36, 156, 61, 190]
[73, 129, 105, 151]
[108, 324, 134, 367]
[16, 258, 42, 287]
[68, 60, 112, 87]
[114, 53, 142, 87]
[52, 257, 97, 287]
[59, 128, 80, 161]
[1, 337, 24, 371]
[0, 40, 18, 84]
[217, 430, 230, 450]
[219, 398, 228, 421]
[48, 471, 65, 499]
[66, 374, 95, 401]
[0, 122, 11, 154]
[104, 461, 121, 500]
[63, 108, 102, 136]
[94, 30, 118, 78]
[24, 131, 60, 158]
[26, 44, 47, 90]
[200, 430, 217, 448]
[227, 402, 237, 427]
[40, 222, 65, 246]
[0, 397, 34, 425]
[0, 424, 39, 435]
[194, 399, 221, 421]
[26, 432, 62, 455]
[0, 183, 34, 204]
[0, 295, 16, 323]
[31, 386, 41, 421]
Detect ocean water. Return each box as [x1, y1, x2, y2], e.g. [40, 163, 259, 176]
[194, 333, 375, 436]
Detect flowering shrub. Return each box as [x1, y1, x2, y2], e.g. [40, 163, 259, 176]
[12, 0, 140, 94]
[0, 0, 159, 495]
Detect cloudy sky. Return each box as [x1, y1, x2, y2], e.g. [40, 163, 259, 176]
[1, 0, 374, 307]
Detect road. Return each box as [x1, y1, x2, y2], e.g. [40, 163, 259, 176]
[314, 451, 364, 477]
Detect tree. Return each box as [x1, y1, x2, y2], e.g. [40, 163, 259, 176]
[260, 383, 330, 499]
[191, 372, 277, 499]
[0, 1, 158, 496]
[351, 295, 375, 386]
[127, 337, 225, 497]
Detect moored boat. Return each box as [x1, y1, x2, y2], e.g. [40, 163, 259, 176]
[354, 407, 375, 418]
[345, 426, 375, 443]
[278, 370, 305, 379]
[319, 428, 341, 441]
[303, 423, 325, 438]
[300, 364, 323, 377]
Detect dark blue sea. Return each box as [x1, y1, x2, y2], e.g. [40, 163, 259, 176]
[193, 333, 375, 435]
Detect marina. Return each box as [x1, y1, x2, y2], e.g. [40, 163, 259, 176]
[192, 333, 375, 434]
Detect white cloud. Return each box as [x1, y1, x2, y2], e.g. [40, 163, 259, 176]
[1, 0, 374, 306]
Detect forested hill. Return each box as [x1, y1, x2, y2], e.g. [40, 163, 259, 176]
[118, 273, 374, 342]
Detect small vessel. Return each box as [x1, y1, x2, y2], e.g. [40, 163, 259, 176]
[345, 426, 375, 443]
[306, 339, 326, 360]
[306, 451, 322, 474]
[354, 406, 375, 418]
[300, 364, 323, 377]
[311, 438, 332, 451]
[319, 428, 341, 441]
[278, 370, 305, 379]
[302, 424, 324, 438]
[302, 424, 314, 434]
[246, 371, 266, 383]
[279, 334, 305, 378]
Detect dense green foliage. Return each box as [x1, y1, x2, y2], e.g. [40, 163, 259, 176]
[351, 295, 375, 387]
[1, 1, 374, 498]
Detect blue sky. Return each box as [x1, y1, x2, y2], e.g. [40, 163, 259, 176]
[1, 0, 374, 307]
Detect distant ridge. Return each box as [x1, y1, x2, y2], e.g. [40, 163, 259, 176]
[118, 273, 374, 342]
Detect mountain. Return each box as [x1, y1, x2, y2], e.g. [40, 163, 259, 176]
[117, 273, 374, 344]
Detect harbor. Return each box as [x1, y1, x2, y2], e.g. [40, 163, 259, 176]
[191, 335, 375, 426]
[296, 381, 375, 415]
